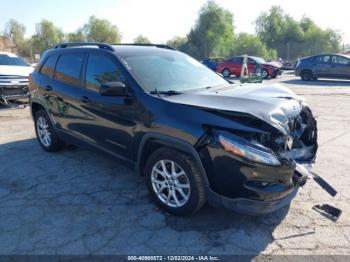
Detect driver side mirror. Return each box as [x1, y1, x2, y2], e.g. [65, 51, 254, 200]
[99, 82, 129, 96]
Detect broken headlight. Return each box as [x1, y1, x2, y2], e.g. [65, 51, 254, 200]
[217, 132, 281, 166]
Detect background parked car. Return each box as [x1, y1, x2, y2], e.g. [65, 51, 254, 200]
[200, 57, 224, 71]
[0, 52, 33, 104]
[295, 54, 350, 81]
[216, 56, 282, 79]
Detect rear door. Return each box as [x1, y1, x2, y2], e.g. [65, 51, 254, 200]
[330, 55, 350, 79]
[49, 53, 89, 138]
[314, 55, 333, 77]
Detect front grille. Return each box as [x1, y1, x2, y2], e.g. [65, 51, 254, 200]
[0, 75, 29, 86]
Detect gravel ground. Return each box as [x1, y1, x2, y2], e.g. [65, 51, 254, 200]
[0, 74, 349, 256]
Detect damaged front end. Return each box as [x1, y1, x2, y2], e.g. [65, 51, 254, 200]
[199, 102, 319, 215]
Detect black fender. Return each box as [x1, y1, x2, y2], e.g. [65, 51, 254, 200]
[136, 133, 210, 188]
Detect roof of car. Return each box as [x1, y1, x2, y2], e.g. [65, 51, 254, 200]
[112, 45, 176, 56]
[0, 52, 17, 56]
[50, 43, 176, 57]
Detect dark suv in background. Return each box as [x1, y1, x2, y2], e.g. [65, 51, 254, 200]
[29, 42, 318, 216]
[295, 54, 350, 81]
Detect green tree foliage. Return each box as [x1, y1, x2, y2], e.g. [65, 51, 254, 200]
[3, 19, 31, 56]
[4, 19, 25, 47]
[133, 35, 151, 44]
[256, 6, 342, 60]
[67, 30, 85, 42]
[182, 1, 235, 60]
[79, 16, 121, 43]
[232, 33, 277, 59]
[166, 36, 187, 50]
[0, 2, 343, 61]
[31, 19, 64, 53]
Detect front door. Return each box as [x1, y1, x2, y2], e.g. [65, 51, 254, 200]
[78, 53, 137, 158]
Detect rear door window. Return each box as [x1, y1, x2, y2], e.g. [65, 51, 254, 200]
[331, 56, 350, 65]
[40, 55, 58, 77]
[54, 54, 84, 86]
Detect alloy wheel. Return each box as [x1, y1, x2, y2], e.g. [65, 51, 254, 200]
[151, 159, 191, 208]
[36, 116, 52, 147]
[262, 69, 268, 79]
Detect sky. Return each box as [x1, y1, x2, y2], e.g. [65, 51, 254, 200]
[0, 0, 349, 44]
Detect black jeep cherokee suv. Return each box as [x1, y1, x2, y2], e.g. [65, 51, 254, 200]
[29, 42, 318, 216]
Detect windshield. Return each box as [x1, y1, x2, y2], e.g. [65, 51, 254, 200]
[122, 51, 228, 92]
[0, 54, 29, 66]
[251, 56, 266, 64]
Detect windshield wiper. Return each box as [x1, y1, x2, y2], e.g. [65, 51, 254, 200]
[150, 89, 182, 96]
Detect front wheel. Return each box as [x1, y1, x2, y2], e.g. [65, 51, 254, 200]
[34, 110, 63, 152]
[262, 69, 269, 79]
[145, 148, 206, 216]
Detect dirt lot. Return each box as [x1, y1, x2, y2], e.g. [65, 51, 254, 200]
[0, 74, 350, 256]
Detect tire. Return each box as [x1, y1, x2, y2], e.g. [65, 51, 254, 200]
[222, 68, 231, 78]
[145, 147, 206, 216]
[301, 70, 313, 81]
[34, 109, 63, 152]
[262, 69, 269, 79]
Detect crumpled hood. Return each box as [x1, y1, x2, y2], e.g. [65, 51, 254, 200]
[163, 83, 305, 135]
[0, 65, 34, 77]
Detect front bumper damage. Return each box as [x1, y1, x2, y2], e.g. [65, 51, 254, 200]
[207, 170, 307, 215]
[200, 103, 337, 215]
[0, 76, 29, 104]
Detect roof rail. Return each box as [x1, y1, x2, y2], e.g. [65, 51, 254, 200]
[113, 43, 176, 50]
[54, 42, 114, 51]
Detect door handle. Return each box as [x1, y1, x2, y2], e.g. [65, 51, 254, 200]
[45, 85, 53, 91]
[80, 96, 91, 104]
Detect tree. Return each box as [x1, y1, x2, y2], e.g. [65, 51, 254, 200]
[133, 35, 151, 44]
[255, 6, 341, 60]
[67, 30, 85, 42]
[232, 33, 277, 59]
[166, 36, 187, 50]
[4, 19, 25, 47]
[31, 19, 64, 53]
[78, 16, 121, 43]
[183, 1, 235, 59]
[3, 19, 30, 56]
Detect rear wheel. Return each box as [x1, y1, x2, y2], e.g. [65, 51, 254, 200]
[34, 110, 63, 152]
[222, 68, 231, 78]
[145, 148, 206, 216]
[301, 70, 313, 81]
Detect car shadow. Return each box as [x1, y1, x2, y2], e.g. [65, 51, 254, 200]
[0, 138, 289, 255]
[281, 78, 350, 87]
